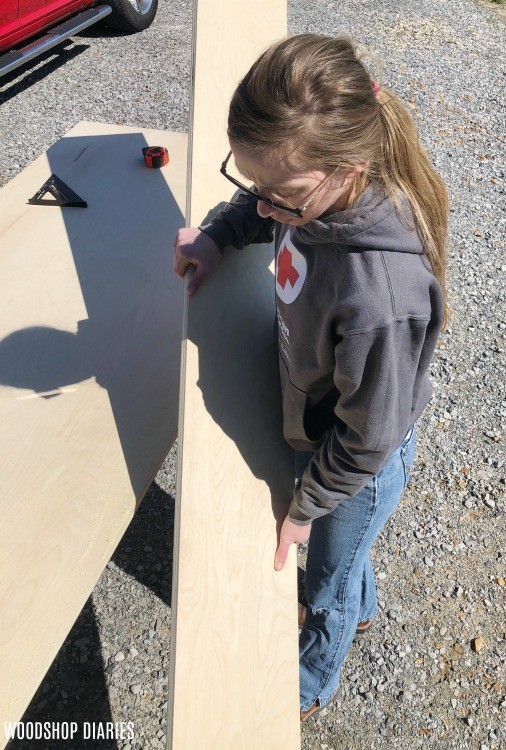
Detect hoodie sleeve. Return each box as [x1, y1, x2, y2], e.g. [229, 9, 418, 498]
[199, 189, 275, 252]
[287, 318, 431, 525]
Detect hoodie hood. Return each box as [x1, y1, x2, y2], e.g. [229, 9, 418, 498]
[292, 183, 424, 254]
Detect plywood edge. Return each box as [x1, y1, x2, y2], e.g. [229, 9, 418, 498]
[185, 0, 199, 228]
[166, 269, 191, 747]
[65, 121, 188, 139]
[166, 2, 197, 738]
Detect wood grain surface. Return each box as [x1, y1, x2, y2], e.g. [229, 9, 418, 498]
[167, 2, 301, 748]
[0, 121, 186, 739]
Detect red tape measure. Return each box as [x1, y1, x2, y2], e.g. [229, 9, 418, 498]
[142, 146, 169, 168]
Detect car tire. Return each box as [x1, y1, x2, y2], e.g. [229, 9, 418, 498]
[105, 0, 158, 33]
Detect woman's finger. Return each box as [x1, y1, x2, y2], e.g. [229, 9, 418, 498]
[274, 539, 291, 571]
[173, 247, 195, 279]
[187, 264, 207, 295]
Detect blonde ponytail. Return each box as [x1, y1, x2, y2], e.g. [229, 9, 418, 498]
[374, 87, 450, 328]
[227, 33, 451, 329]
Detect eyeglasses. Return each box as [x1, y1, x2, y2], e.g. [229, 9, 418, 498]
[220, 151, 339, 219]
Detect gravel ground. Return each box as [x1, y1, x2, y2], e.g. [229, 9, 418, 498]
[1, 1, 505, 749]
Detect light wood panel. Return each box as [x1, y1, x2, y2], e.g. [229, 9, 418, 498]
[168, 2, 300, 748]
[187, 0, 287, 227]
[0, 121, 186, 739]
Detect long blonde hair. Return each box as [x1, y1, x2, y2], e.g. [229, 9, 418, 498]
[228, 33, 450, 329]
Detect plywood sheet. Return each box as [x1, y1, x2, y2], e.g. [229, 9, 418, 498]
[188, 0, 287, 226]
[168, 2, 301, 748]
[0, 121, 186, 736]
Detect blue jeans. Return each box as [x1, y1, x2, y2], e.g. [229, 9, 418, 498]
[295, 423, 416, 711]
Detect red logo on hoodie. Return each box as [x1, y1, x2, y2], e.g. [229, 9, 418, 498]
[277, 246, 300, 289]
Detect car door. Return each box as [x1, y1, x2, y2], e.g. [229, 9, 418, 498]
[0, 1, 20, 45]
[17, 0, 90, 32]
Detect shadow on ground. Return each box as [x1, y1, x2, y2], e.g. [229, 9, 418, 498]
[0, 42, 89, 104]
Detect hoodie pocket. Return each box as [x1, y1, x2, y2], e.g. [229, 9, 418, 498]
[278, 354, 326, 450]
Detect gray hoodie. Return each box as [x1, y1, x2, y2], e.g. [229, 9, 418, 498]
[200, 183, 443, 525]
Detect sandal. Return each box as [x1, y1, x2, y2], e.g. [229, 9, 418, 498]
[354, 618, 374, 637]
[300, 688, 340, 723]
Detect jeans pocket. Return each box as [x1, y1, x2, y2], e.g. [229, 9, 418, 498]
[400, 424, 416, 489]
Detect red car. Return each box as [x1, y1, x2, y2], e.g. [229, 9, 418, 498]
[0, 0, 158, 77]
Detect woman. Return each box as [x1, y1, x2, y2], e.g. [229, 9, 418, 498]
[173, 33, 448, 722]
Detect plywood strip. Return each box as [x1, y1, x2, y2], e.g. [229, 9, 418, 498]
[168, 2, 301, 748]
[0, 122, 186, 740]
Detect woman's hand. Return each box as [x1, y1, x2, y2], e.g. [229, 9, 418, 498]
[173, 228, 222, 295]
[274, 514, 312, 571]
